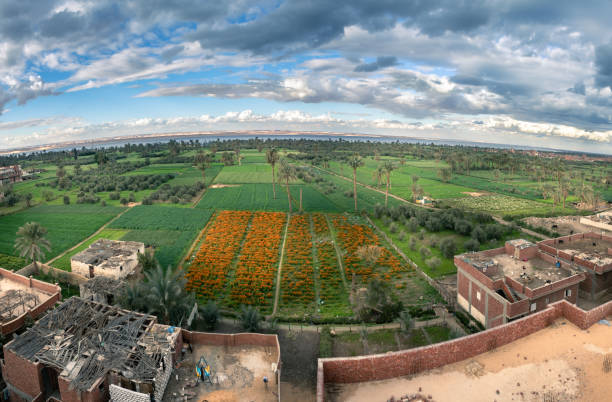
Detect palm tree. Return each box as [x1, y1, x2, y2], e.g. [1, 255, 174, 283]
[347, 153, 364, 211]
[239, 305, 261, 332]
[145, 265, 196, 326]
[411, 175, 419, 201]
[278, 158, 296, 212]
[14, 222, 51, 265]
[383, 161, 396, 207]
[194, 151, 211, 183]
[266, 148, 280, 199]
[372, 165, 384, 188]
[137, 250, 158, 272]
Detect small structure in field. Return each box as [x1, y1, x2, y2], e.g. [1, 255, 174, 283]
[79, 275, 126, 305]
[416, 196, 434, 205]
[71, 238, 144, 279]
[0, 165, 23, 186]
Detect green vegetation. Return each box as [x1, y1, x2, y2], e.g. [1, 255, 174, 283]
[0, 205, 124, 260]
[0, 253, 28, 271]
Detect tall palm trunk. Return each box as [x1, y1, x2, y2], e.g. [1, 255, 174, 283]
[353, 167, 358, 211]
[272, 164, 276, 199]
[385, 172, 390, 207]
[285, 178, 292, 213]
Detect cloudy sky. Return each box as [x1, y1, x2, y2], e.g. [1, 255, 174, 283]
[1, 0, 612, 153]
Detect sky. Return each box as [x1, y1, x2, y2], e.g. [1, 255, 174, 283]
[0, 0, 612, 153]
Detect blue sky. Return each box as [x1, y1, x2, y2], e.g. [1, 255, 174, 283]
[1, 1, 612, 153]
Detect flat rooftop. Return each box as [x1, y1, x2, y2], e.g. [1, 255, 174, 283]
[328, 317, 612, 402]
[556, 238, 612, 267]
[72, 238, 143, 266]
[164, 343, 279, 401]
[460, 252, 577, 289]
[0, 275, 53, 323]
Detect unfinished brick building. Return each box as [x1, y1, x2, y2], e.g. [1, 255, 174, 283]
[2, 297, 179, 402]
[539, 232, 612, 302]
[456, 238, 584, 328]
[70, 239, 144, 279]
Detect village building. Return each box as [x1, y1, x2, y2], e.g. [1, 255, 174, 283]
[2, 297, 179, 402]
[79, 276, 126, 305]
[456, 238, 584, 328]
[0, 268, 61, 335]
[70, 239, 144, 279]
[0, 165, 23, 186]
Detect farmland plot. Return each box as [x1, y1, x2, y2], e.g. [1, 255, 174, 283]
[0, 205, 124, 260]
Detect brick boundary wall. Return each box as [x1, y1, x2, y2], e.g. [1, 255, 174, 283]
[181, 330, 282, 401]
[16, 262, 89, 286]
[0, 267, 61, 335]
[316, 298, 612, 401]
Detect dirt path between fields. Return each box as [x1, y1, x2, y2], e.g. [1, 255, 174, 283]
[45, 205, 133, 266]
[272, 214, 291, 316]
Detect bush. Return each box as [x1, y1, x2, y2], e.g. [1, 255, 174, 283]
[120, 198, 128, 205]
[426, 256, 441, 269]
[454, 219, 473, 236]
[409, 237, 417, 251]
[63, 195, 70, 205]
[464, 238, 480, 251]
[440, 238, 456, 259]
[239, 305, 261, 332]
[109, 192, 120, 200]
[199, 300, 220, 331]
[418, 228, 426, 240]
[398, 230, 406, 241]
[43, 190, 54, 202]
[389, 222, 398, 233]
[428, 235, 438, 248]
[419, 246, 431, 258]
[407, 217, 419, 232]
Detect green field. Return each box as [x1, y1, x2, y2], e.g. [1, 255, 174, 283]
[214, 163, 296, 184]
[109, 206, 214, 268]
[441, 194, 575, 217]
[0, 205, 124, 260]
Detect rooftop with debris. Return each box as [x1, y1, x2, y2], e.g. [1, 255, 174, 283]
[7, 297, 178, 392]
[555, 238, 612, 268]
[71, 239, 144, 268]
[0, 272, 56, 324]
[460, 251, 578, 289]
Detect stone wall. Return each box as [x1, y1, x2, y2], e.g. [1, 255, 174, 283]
[16, 262, 89, 286]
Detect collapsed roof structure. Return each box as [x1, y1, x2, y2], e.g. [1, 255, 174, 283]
[4, 297, 178, 401]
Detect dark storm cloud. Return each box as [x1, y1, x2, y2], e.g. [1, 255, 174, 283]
[354, 56, 397, 72]
[595, 41, 612, 89]
[451, 75, 532, 97]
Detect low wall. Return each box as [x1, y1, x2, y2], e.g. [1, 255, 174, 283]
[317, 298, 612, 401]
[17, 262, 89, 286]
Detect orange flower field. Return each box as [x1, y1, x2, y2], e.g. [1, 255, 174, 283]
[185, 210, 251, 299]
[229, 211, 286, 308]
[279, 214, 315, 313]
[332, 214, 405, 284]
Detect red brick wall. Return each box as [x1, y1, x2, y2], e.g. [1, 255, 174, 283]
[59, 377, 82, 402]
[487, 293, 503, 318]
[518, 246, 538, 260]
[3, 348, 43, 398]
[457, 271, 469, 300]
[528, 273, 584, 299]
[317, 298, 612, 401]
[455, 257, 495, 290]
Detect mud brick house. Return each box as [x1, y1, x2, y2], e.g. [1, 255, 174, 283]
[2, 297, 180, 402]
[0, 165, 23, 186]
[70, 239, 144, 279]
[539, 232, 612, 301]
[456, 239, 584, 328]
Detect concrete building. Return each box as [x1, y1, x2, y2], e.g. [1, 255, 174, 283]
[579, 211, 612, 233]
[456, 239, 584, 328]
[71, 239, 144, 279]
[0, 268, 61, 335]
[2, 297, 180, 402]
[0, 165, 23, 186]
[539, 232, 612, 302]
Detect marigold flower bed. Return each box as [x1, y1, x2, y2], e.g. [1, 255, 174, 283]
[185, 210, 251, 300]
[279, 214, 315, 314]
[331, 215, 405, 284]
[229, 211, 286, 309]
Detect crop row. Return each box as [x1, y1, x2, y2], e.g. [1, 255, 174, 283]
[185, 210, 251, 299]
[280, 214, 315, 312]
[229, 211, 286, 308]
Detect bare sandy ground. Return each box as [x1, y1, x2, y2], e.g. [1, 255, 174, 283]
[462, 192, 488, 197]
[330, 317, 612, 402]
[209, 183, 241, 188]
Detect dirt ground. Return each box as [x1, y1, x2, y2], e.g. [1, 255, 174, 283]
[163, 344, 279, 401]
[329, 317, 612, 402]
[522, 216, 602, 236]
[462, 192, 488, 197]
[209, 184, 241, 188]
[278, 328, 319, 402]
